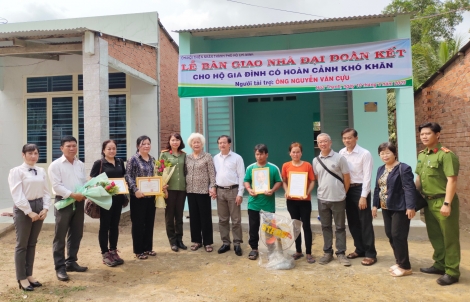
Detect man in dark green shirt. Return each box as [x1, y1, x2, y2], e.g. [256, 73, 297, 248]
[415, 122, 460, 286]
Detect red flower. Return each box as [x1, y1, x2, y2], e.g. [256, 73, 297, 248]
[169, 150, 173, 154]
[160, 159, 165, 163]
[111, 182, 115, 186]
[433, 148, 438, 153]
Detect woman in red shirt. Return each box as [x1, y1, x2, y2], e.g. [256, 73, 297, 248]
[282, 142, 316, 264]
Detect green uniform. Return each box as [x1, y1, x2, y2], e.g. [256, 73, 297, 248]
[244, 162, 282, 213]
[160, 150, 186, 191]
[415, 143, 460, 278]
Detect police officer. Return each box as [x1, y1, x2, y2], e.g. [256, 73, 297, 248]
[415, 122, 460, 286]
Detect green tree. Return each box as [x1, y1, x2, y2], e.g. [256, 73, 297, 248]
[383, 0, 469, 48]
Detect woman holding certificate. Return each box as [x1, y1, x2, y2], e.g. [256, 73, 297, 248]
[90, 139, 127, 267]
[125, 135, 157, 260]
[159, 133, 188, 252]
[8, 143, 50, 291]
[281, 142, 316, 264]
[186, 133, 217, 252]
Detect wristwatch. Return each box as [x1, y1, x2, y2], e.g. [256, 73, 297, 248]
[443, 202, 450, 206]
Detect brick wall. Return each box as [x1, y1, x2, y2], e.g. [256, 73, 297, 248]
[103, 35, 157, 80]
[158, 26, 181, 148]
[414, 48, 470, 219]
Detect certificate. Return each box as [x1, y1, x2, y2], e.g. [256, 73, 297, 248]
[287, 172, 308, 198]
[252, 167, 270, 194]
[108, 178, 129, 194]
[136, 177, 162, 195]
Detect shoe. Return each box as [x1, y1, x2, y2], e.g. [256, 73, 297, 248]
[66, 262, 88, 272]
[177, 241, 188, 250]
[102, 252, 118, 267]
[337, 254, 351, 266]
[109, 249, 124, 265]
[29, 281, 42, 288]
[171, 245, 179, 252]
[436, 274, 459, 286]
[318, 253, 334, 265]
[234, 245, 242, 256]
[218, 244, 231, 254]
[420, 266, 445, 275]
[18, 280, 34, 291]
[56, 268, 69, 281]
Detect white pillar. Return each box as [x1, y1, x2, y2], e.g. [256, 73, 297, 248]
[82, 33, 109, 172]
[396, 88, 417, 168]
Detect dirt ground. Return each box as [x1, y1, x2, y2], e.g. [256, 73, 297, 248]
[1, 210, 469, 302]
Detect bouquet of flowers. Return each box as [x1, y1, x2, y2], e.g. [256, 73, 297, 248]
[54, 173, 116, 211]
[154, 158, 175, 208]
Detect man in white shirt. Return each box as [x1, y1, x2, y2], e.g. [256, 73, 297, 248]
[213, 135, 245, 256]
[339, 128, 377, 266]
[48, 136, 87, 281]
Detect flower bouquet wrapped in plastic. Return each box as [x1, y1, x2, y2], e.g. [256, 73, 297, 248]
[54, 172, 118, 210]
[258, 210, 302, 270]
[154, 158, 175, 208]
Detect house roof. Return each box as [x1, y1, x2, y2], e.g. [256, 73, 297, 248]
[414, 40, 470, 95]
[175, 13, 406, 39]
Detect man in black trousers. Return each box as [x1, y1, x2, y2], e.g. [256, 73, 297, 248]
[48, 136, 88, 281]
[339, 128, 377, 266]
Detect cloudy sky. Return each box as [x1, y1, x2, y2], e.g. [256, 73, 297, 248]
[0, 0, 469, 43]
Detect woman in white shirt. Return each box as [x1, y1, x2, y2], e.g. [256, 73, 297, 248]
[8, 144, 51, 291]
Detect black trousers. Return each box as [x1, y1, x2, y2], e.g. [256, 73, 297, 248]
[130, 195, 156, 254]
[248, 209, 261, 250]
[187, 193, 213, 246]
[345, 186, 377, 258]
[98, 195, 124, 254]
[165, 190, 186, 245]
[287, 199, 313, 254]
[53, 199, 84, 271]
[382, 209, 411, 269]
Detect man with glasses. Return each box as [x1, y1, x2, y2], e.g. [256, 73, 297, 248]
[213, 135, 245, 256]
[313, 133, 351, 266]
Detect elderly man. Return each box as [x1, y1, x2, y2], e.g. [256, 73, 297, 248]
[213, 135, 245, 256]
[339, 128, 377, 266]
[416, 122, 460, 286]
[313, 133, 351, 266]
[48, 136, 87, 281]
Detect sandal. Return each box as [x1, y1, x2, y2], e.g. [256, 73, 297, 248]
[389, 264, 399, 272]
[361, 257, 377, 266]
[292, 252, 304, 260]
[190, 243, 202, 251]
[135, 253, 148, 260]
[205, 245, 213, 253]
[145, 251, 157, 256]
[306, 254, 316, 264]
[248, 250, 259, 260]
[390, 267, 412, 277]
[347, 252, 364, 259]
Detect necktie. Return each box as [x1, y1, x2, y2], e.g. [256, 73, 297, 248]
[29, 168, 37, 175]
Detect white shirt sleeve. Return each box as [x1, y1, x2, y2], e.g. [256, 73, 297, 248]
[237, 156, 246, 197]
[48, 162, 72, 198]
[40, 167, 51, 210]
[8, 168, 33, 215]
[361, 151, 373, 197]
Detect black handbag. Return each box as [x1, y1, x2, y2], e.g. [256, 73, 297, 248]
[85, 160, 102, 219]
[398, 163, 427, 211]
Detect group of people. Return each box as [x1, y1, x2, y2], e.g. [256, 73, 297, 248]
[8, 121, 461, 292]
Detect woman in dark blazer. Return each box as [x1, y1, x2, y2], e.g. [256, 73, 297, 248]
[372, 142, 416, 277]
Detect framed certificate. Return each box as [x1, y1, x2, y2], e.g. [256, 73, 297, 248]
[108, 178, 129, 194]
[136, 177, 162, 195]
[252, 167, 270, 194]
[287, 172, 308, 198]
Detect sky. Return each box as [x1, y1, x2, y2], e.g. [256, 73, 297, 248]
[0, 0, 469, 44]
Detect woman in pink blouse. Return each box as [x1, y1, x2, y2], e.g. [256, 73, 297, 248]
[8, 144, 51, 291]
[186, 133, 217, 252]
